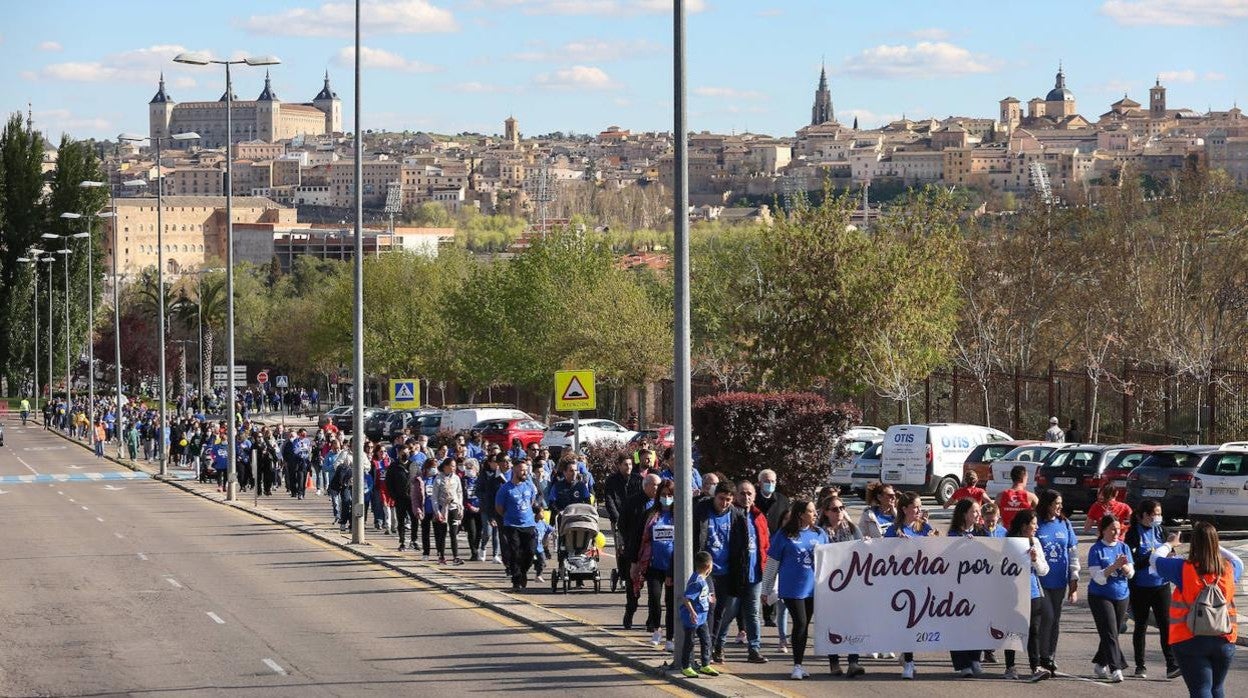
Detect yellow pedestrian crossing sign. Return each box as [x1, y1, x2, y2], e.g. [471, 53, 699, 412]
[389, 379, 420, 409]
[555, 370, 596, 411]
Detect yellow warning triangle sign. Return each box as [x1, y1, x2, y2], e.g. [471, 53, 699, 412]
[562, 376, 589, 401]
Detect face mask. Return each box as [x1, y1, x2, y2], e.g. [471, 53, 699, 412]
[660, 496, 674, 507]
[760, 482, 775, 496]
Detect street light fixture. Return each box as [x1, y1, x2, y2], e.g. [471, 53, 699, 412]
[15, 248, 47, 416]
[118, 131, 200, 475]
[174, 51, 281, 502]
[42, 229, 88, 415]
[82, 176, 147, 454]
[61, 208, 105, 445]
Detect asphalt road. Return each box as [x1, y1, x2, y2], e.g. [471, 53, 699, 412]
[0, 419, 691, 698]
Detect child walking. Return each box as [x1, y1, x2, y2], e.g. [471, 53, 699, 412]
[679, 551, 720, 678]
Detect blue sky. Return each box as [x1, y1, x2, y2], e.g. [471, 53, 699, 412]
[1, 0, 1244, 141]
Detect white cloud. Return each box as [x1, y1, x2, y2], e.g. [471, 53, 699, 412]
[238, 0, 457, 37]
[533, 65, 617, 90]
[34, 108, 112, 137]
[336, 46, 440, 73]
[37, 44, 201, 85]
[840, 41, 997, 79]
[471, 0, 704, 15]
[1158, 69, 1227, 83]
[37, 41, 62, 52]
[1101, 0, 1248, 26]
[908, 28, 950, 40]
[694, 86, 766, 100]
[511, 38, 662, 62]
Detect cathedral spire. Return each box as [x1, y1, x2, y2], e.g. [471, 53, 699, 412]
[257, 70, 278, 101]
[810, 63, 834, 126]
[150, 71, 172, 104]
[314, 70, 338, 101]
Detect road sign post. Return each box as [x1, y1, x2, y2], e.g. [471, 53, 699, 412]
[555, 370, 595, 458]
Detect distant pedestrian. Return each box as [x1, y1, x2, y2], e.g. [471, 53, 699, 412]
[1044, 417, 1065, 442]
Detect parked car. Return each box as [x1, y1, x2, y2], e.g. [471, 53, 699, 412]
[326, 405, 384, 434]
[1034, 444, 1133, 512]
[437, 405, 531, 435]
[848, 441, 885, 497]
[628, 425, 675, 451]
[1189, 442, 1248, 529]
[364, 408, 441, 443]
[1100, 445, 1172, 498]
[878, 423, 1012, 504]
[829, 428, 886, 488]
[961, 440, 1044, 492]
[541, 418, 638, 459]
[982, 442, 1066, 497]
[476, 417, 549, 450]
[1125, 446, 1219, 522]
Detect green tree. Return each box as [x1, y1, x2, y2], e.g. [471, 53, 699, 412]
[0, 113, 47, 392]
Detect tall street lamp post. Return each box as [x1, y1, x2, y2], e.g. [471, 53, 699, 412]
[174, 51, 281, 501]
[15, 248, 47, 415]
[82, 177, 146, 453]
[119, 131, 199, 475]
[41, 230, 89, 413]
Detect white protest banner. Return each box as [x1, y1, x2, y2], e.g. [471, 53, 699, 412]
[814, 536, 1031, 655]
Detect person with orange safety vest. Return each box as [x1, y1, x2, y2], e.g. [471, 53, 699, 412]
[1150, 521, 1243, 698]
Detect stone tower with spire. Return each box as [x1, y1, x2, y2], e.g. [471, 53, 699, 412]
[811, 64, 834, 125]
[313, 71, 343, 134]
[256, 70, 280, 142]
[149, 72, 175, 142]
[1150, 77, 1167, 119]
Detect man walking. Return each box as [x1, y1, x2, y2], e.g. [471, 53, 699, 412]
[495, 461, 539, 591]
[754, 468, 788, 626]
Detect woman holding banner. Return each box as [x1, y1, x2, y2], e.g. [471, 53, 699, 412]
[819, 494, 864, 678]
[947, 499, 987, 677]
[1005, 510, 1054, 681]
[1035, 490, 1080, 675]
[885, 492, 939, 679]
[761, 499, 829, 680]
[858, 482, 897, 539]
[1087, 515, 1134, 682]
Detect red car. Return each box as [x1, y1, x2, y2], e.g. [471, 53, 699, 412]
[476, 418, 548, 450]
[629, 425, 675, 451]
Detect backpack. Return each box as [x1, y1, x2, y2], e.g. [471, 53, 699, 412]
[1187, 572, 1233, 637]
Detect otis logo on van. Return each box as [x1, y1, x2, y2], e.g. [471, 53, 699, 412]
[894, 433, 915, 443]
[940, 435, 972, 448]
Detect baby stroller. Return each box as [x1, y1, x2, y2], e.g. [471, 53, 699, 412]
[551, 503, 601, 593]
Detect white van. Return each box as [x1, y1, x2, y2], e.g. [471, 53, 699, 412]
[878, 423, 1012, 504]
[441, 406, 532, 434]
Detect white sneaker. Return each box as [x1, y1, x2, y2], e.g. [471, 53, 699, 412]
[902, 661, 916, 680]
[534, 574, 546, 583]
[1093, 664, 1109, 679]
[421, 554, 429, 561]
[735, 630, 747, 644]
[799, 666, 810, 679]
[316, 488, 323, 496]
[777, 640, 789, 654]
[651, 630, 663, 646]
[790, 665, 805, 680]
[884, 652, 897, 660]
[664, 640, 674, 651]
[492, 555, 502, 564]
[1110, 669, 1124, 683]
[971, 661, 984, 677]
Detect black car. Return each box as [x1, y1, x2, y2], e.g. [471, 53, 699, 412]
[1125, 446, 1219, 522]
[365, 408, 439, 443]
[1034, 444, 1132, 513]
[327, 405, 384, 435]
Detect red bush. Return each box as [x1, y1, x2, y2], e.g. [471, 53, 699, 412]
[692, 392, 861, 498]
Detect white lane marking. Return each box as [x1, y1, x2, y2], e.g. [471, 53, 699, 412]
[13, 453, 40, 475]
[262, 659, 287, 676]
[0, 489, 8, 495]
[114, 532, 125, 539]
[164, 577, 183, 589]
[103, 484, 124, 491]
[206, 612, 225, 625]
[96, 517, 105, 523]
[137, 552, 148, 561]
[57, 491, 64, 495]
[68, 498, 75, 503]
[85, 472, 104, 481]
[81, 506, 89, 511]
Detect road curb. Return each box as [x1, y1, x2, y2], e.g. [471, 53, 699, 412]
[41, 422, 787, 697]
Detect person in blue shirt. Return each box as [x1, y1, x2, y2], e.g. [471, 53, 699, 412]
[420, 462, 438, 560]
[546, 460, 591, 518]
[883, 491, 937, 680]
[1123, 500, 1179, 679]
[761, 498, 830, 681]
[461, 458, 483, 561]
[465, 430, 486, 461]
[532, 504, 554, 584]
[495, 461, 538, 591]
[693, 481, 754, 665]
[1149, 521, 1243, 698]
[507, 437, 527, 462]
[977, 502, 1008, 538]
[1087, 515, 1134, 682]
[634, 479, 677, 649]
[678, 551, 720, 678]
[1005, 510, 1054, 682]
[1034, 490, 1079, 676]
